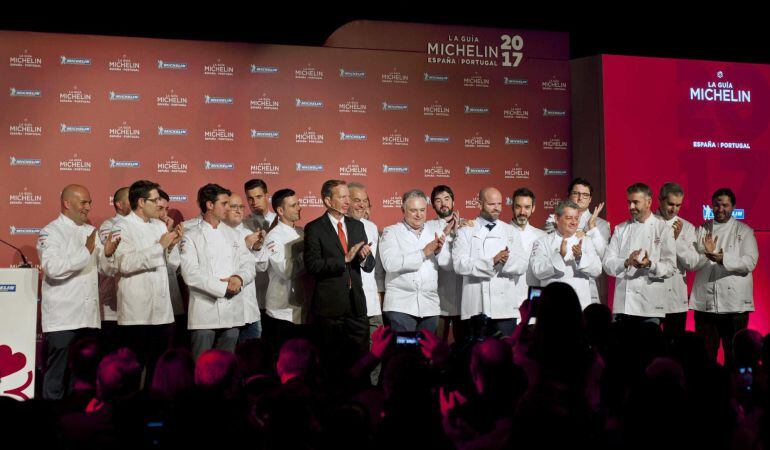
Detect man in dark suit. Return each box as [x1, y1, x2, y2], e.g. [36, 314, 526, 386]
[304, 180, 375, 353]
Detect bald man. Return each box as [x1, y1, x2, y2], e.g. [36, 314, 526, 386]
[222, 193, 266, 342]
[37, 185, 120, 399]
[452, 187, 527, 337]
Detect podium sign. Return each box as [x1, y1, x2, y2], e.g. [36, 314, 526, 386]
[0, 268, 38, 400]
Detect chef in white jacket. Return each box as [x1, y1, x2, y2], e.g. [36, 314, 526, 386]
[243, 179, 277, 317]
[428, 185, 471, 342]
[530, 200, 602, 310]
[38, 184, 120, 399]
[452, 187, 527, 337]
[686, 188, 758, 365]
[510, 187, 548, 305]
[654, 182, 699, 342]
[180, 184, 256, 358]
[380, 189, 449, 333]
[545, 178, 609, 304]
[108, 180, 183, 373]
[603, 183, 676, 323]
[255, 188, 307, 342]
[222, 193, 266, 342]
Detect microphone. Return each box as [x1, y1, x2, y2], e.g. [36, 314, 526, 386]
[327, 205, 347, 217]
[0, 238, 32, 268]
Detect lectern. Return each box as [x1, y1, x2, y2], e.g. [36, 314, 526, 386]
[0, 268, 38, 400]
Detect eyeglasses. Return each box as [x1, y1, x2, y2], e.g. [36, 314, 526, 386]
[570, 192, 591, 199]
[229, 205, 247, 210]
[144, 197, 161, 203]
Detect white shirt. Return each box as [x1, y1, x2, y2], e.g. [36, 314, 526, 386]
[511, 222, 547, 305]
[98, 214, 123, 321]
[37, 214, 103, 332]
[109, 212, 179, 325]
[379, 220, 449, 318]
[180, 219, 257, 329]
[257, 221, 306, 324]
[530, 231, 603, 310]
[360, 218, 383, 317]
[452, 217, 528, 319]
[603, 214, 677, 317]
[225, 222, 261, 324]
[688, 218, 758, 313]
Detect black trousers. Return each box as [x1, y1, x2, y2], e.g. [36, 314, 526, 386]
[314, 313, 369, 358]
[694, 310, 749, 367]
[663, 311, 688, 344]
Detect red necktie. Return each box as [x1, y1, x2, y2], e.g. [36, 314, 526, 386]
[337, 221, 348, 254]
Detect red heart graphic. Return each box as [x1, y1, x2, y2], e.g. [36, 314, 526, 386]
[0, 345, 27, 379]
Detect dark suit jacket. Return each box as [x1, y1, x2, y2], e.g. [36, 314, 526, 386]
[304, 213, 375, 317]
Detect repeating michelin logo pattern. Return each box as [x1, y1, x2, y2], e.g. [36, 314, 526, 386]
[1, 28, 570, 256]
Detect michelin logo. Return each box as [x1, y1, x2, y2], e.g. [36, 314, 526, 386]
[251, 130, 280, 139]
[382, 102, 408, 111]
[702, 205, 745, 220]
[383, 165, 409, 174]
[60, 56, 91, 65]
[340, 132, 367, 141]
[295, 98, 324, 108]
[9, 226, 41, 235]
[157, 60, 188, 70]
[60, 124, 92, 134]
[204, 95, 233, 105]
[424, 135, 450, 143]
[109, 159, 140, 168]
[158, 127, 188, 136]
[251, 65, 279, 73]
[9, 88, 42, 97]
[109, 91, 140, 101]
[205, 161, 235, 170]
[296, 163, 324, 172]
[9, 157, 42, 167]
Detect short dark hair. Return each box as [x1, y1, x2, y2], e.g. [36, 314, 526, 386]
[430, 185, 454, 203]
[112, 187, 129, 210]
[129, 180, 160, 210]
[626, 182, 652, 197]
[158, 189, 170, 202]
[568, 178, 593, 196]
[244, 179, 267, 193]
[712, 188, 736, 206]
[512, 187, 536, 202]
[197, 184, 231, 214]
[659, 182, 684, 200]
[321, 180, 346, 200]
[271, 188, 296, 213]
